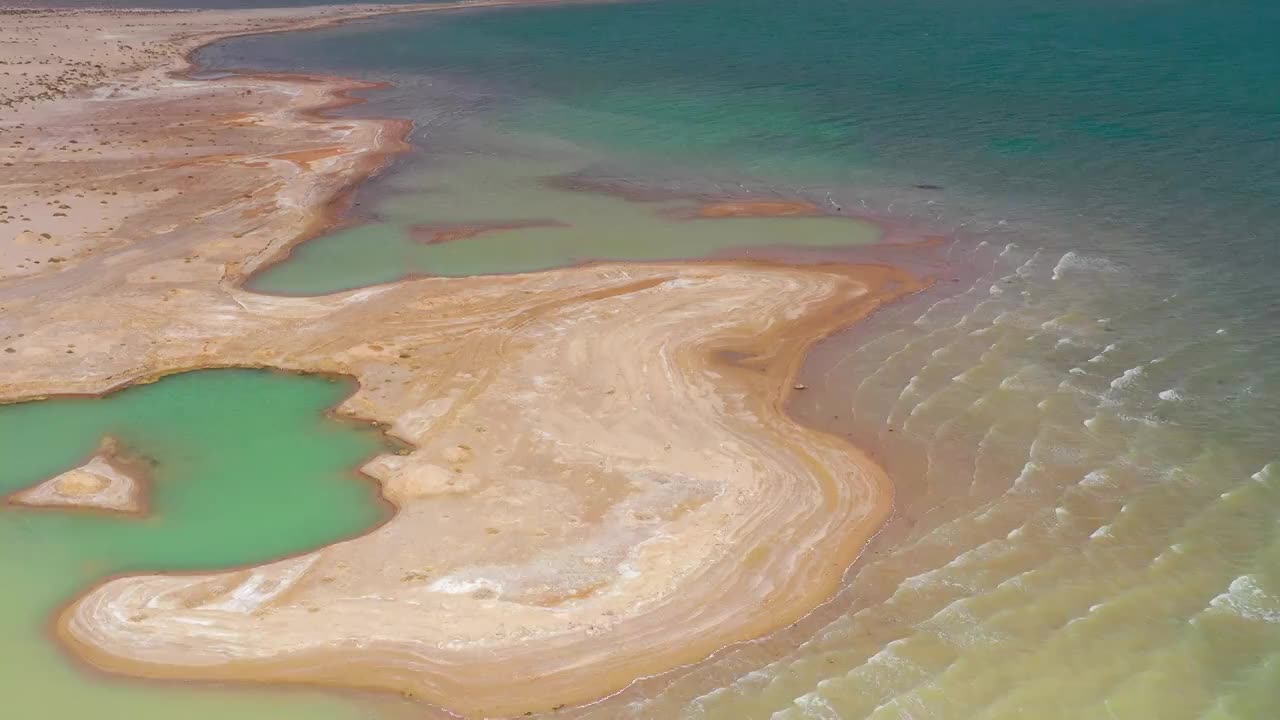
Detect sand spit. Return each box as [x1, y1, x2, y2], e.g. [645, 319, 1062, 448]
[0, 4, 917, 717]
[56, 261, 909, 717]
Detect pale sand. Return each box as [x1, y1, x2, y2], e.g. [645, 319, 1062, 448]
[0, 4, 917, 717]
[0, 1, 559, 280]
[7, 437, 148, 515]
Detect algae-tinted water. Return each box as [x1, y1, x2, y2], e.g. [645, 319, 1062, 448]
[0, 369, 390, 718]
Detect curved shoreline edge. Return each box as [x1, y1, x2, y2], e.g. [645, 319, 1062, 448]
[0, 4, 924, 717]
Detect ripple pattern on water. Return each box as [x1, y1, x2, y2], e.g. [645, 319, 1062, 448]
[563, 239, 1278, 719]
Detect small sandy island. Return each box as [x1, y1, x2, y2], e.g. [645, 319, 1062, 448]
[7, 437, 149, 515]
[0, 3, 916, 717]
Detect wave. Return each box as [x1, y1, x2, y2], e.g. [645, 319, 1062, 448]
[1208, 575, 1280, 624]
[1051, 251, 1121, 281]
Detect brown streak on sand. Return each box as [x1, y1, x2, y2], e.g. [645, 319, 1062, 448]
[0, 2, 922, 717]
[408, 219, 570, 245]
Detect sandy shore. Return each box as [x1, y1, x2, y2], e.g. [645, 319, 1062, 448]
[0, 4, 916, 717]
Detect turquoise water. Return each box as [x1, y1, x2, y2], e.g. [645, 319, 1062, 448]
[205, 0, 1280, 263]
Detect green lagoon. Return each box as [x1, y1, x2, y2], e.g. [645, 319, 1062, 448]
[0, 370, 390, 719]
[250, 150, 878, 293]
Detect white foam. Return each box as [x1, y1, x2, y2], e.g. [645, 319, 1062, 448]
[1080, 470, 1109, 487]
[1051, 252, 1119, 281]
[1109, 365, 1144, 390]
[782, 693, 841, 720]
[1157, 388, 1183, 401]
[1117, 412, 1165, 427]
[1087, 343, 1117, 363]
[1208, 575, 1280, 624]
[1014, 251, 1042, 278]
[1011, 460, 1043, 488]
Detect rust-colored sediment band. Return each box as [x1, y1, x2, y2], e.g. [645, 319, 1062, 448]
[408, 219, 570, 245]
[0, 4, 922, 718]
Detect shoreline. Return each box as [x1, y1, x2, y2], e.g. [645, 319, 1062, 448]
[1, 4, 920, 717]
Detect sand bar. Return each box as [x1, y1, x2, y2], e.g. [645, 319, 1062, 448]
[0, 4, 915, 716]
